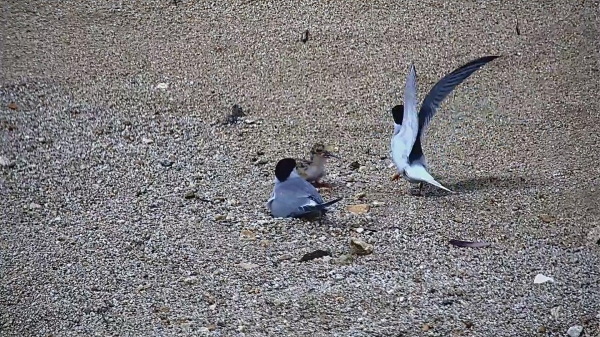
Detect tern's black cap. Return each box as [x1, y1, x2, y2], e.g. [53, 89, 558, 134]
[391, 104, 404, 124]
[275, 158, 297, 182]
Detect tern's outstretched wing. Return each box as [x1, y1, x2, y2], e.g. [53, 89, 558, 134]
[408, 55, 500, 163]
[391, 64, 419, 172]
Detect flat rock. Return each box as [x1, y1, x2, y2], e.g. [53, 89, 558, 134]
[239, 229, 256, 241]
[141, 137, 154, 144]
[567, 325, 583, 337]
[350, 238, 373, 255]
[238, 262, 259, 270]
[587, 226, 600, 246]
[346, 204, 370, 214]
[0, 156, 16, 168]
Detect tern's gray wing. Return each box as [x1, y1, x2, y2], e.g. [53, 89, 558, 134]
[268, 177, 326, 218]
[285, 177, 324, 204]
[391, 64, 419, 172]
[418, 55, 500, 140]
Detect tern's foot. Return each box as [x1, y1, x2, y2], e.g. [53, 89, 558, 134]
[408, 183, 425, 197]
[408, 189, 423, 197]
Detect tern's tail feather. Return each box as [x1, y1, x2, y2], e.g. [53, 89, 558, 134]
[299, 197, 343, 213]
[405, 165, 453, 192]
[425, 177, 453, 192]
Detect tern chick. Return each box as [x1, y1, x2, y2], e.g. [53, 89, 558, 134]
[296, 143, 339, 189]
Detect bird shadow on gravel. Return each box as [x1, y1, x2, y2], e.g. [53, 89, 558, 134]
[451, 175, 536, 191]
[423, 175, 539, 197]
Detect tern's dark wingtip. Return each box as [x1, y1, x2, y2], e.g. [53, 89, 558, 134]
[484, 55, 502, 61]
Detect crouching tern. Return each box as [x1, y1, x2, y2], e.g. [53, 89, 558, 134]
[266, 158, 342, 220]
[391, 55, 500, 195]
[296, 143, 340, 189]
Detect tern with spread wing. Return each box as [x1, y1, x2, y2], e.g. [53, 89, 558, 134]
[391, 55, 500, 195]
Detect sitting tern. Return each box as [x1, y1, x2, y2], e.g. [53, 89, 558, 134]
[266, 158, 342, 220]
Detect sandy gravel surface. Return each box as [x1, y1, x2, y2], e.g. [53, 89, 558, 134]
[1, 1, 599, 336]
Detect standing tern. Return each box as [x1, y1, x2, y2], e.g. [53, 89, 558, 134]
[391, 55, 501, 195]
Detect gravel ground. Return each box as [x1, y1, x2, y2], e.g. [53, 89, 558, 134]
[1, 1, 599, 336]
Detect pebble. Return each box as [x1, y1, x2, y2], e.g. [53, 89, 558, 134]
[278, 254, 292, 261]
[254, 159, 268, 166]
[332, 273, 345, 280]
[238, 262, 259, 270]
[160, 160, 174, 167]
[141, 137, 153, 144]
[239, 229, 256, 241]
[350, 238, 374, 255]
[0, 156, 16, 168]
[354, 192, 366, 200]
[214, 214, 226, 221]
[332, 254, 353, 265]
[533, 274, 554, 284]
[587, 226, 600, 246]
[551, 306, 561, 320]
[567, 325, 583, 337]
[183, 276, 198, 285]
[539, 214, 555, 223]
[346, 204, 370, 214]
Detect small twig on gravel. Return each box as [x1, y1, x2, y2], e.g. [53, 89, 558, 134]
[515, 15, 520, 35]
[156, 191, 211, 202]
[449, 240, 491, 248]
